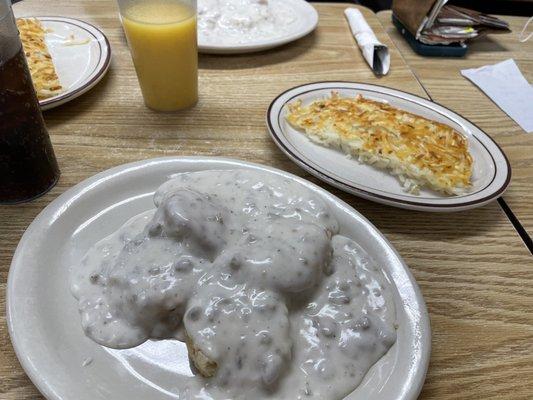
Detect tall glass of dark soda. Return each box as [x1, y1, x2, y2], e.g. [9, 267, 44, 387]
[0, 0, 60, 204]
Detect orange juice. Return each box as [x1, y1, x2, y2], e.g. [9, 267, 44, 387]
[121, 0, 198, 111]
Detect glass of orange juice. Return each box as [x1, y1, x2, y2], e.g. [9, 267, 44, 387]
[117, 0, 198, 111]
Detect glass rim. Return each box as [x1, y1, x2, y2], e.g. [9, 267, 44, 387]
[118, 0, 196, 26]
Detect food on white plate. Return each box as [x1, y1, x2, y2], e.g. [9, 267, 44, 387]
[186, 333, 218, 377]
[16, 18, 63, 100]
[198, 0, 298, 45]
[71, 169, 396, 399]
[286, 92, 473, 195]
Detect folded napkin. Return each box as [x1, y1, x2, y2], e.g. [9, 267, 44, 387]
[461, 59, 533, 133]
[344, 8, 390, 75]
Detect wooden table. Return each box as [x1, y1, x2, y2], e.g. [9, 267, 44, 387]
[1, 1, 532, 399]
[378, 10, 533, 242]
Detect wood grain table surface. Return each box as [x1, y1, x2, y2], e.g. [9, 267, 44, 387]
[378, 10, 533, 241]
[1, 1, 532, 399]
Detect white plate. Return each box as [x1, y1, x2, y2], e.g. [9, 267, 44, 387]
[198, 0, 318, 54]
[267, 82, 512, 212]
[33, 17, 111, 110]
[7, 157, 430, 400]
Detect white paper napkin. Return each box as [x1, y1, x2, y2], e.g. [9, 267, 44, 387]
[344, 8, 390, 75]
[461, 59, 533, 133]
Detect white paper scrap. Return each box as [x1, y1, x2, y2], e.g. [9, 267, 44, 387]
[461, 59, 533, 133]
[344, 8, 390, 75]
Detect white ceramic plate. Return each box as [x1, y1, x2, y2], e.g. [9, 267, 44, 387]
[198, 0, 318, 54]
[7, 157, 430, 400]
[32, 17, 111, 110]
[267, 82, 512, 212]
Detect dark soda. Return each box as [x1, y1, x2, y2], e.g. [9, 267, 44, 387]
[0, 46, 60, 203]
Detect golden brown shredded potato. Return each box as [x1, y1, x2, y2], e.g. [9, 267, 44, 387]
[17, 18, 63, 100]
[286, 92, 473, 195]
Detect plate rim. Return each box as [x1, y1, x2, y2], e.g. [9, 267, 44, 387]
[198, 0, 318, 54]
[33, 16, 112, 110]
[273, 85, 500, 201]
[266, 81, 512, 211]
[7, 156, 431, 400]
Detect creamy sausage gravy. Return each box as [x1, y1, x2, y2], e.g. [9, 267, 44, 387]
[198, 0, 297, 46]
[71, 169, 397, 399]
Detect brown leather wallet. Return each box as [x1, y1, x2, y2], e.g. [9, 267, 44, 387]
[392, 0, 436, 37]
[392, 0, 510, 44]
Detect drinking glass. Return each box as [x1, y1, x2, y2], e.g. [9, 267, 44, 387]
[117, 0, 198, 111]
[0, 0, 60, 204]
